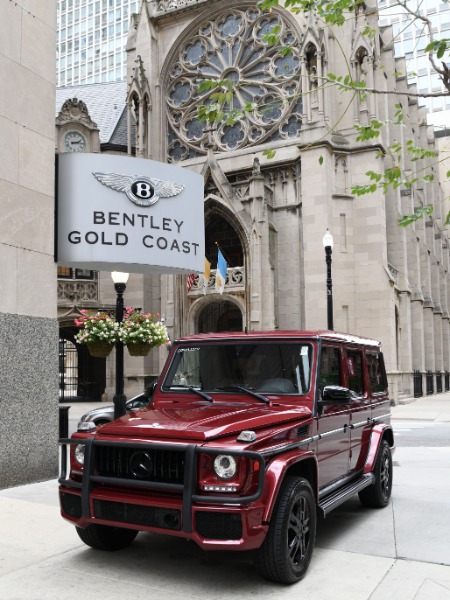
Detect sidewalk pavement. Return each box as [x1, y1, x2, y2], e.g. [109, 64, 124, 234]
[391, 392, 450, 421]
[1, 394, 450, 599]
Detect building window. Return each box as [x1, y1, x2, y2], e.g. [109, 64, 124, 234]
[165, 6, 303, 161]
[57, 266, 95, 280]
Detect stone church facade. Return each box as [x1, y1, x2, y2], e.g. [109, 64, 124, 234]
[116, 0, 450, 402]
[54, 0, 450, 406]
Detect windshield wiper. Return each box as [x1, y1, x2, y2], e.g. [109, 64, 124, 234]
[188, 386, 213, 402]
[219, 385, 270, 405]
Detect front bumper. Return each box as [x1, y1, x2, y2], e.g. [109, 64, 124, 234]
[59, 437, 267, 550]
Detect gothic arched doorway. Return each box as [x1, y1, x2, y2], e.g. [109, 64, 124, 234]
[198, 301, 243, 333]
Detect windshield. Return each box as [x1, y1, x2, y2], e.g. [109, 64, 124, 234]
[162, 342, 313, 395]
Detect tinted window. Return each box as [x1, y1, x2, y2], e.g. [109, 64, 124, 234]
[162, 343, 313, 394]
[318, 346, 342, 388]
[346, 349, 364, 396]
[366, 351, 386, 393]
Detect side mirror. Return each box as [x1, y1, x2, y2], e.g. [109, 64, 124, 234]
[320, 385, 351, 404]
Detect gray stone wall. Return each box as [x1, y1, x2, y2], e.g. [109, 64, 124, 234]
[0, 1, 58, 487]
[0, 313, 59, 488]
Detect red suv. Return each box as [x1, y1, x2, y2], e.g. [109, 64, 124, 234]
[59, 331, 394, 584]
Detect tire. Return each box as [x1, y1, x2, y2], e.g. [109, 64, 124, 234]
[359, 439, 393, 508]
[76, 524, 138, 551]
[254, 476, 316, 584]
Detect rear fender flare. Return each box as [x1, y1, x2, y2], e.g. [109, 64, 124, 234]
[261, 450, 318, 522]
[363, 425, 394, 475]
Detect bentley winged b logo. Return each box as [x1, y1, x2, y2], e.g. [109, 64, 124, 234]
[92, 172, 185, 207]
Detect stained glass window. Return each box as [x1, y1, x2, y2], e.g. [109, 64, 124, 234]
[166, 7, 303, 161]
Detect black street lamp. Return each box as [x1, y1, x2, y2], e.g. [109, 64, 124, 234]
[322, 229, 334, 331]
[111, 271, 129, 419]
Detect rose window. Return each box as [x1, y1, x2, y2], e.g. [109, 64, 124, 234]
[166, 7, 303, 162]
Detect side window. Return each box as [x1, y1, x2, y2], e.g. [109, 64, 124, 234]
[366, 351, 386, 393]
[346, 349, 364, 396]
[318, 346, 342, 389]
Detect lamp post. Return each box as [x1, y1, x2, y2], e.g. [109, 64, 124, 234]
[322, 229, 334, 331]
[111, 271, 129, 419]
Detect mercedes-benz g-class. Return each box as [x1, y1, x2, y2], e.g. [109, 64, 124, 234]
[59, 330, 394, 584]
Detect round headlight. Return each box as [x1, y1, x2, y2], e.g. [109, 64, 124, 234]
[213, 454, 237, 479]
[74, 444, 85, 465]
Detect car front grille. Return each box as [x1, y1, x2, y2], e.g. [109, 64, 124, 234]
[94, 445, 185, 485]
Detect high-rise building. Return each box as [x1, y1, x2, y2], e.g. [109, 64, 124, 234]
[378, 0, 450, 129]
[56, 0, 139, 87]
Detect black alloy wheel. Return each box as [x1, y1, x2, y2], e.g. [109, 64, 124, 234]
[254, 476, 316, 584]
[359, 439, 393, 508]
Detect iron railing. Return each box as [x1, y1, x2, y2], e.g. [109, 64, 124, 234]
[413, 370, 423, 398]
[436, 372, 443, 394]
[426, 371, 434, 395]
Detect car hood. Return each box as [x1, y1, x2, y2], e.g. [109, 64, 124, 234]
[97, 400, 312, 441]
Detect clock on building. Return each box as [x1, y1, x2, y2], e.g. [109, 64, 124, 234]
[63, 130, 87, 153]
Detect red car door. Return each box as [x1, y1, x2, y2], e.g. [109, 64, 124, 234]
[346, 347, 372, 472]
[316, 344, 351, 488]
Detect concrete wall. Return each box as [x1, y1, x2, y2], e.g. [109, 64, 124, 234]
[0, 1, 58, 488]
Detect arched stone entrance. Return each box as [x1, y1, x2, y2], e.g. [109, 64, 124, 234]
[197, 300, 243, 333]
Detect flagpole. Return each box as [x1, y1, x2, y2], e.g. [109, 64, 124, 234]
[215, 241, 233, 267]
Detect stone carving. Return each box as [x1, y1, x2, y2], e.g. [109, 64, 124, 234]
[58, 280, 98, 303]
[188, 266, 245, 293]
[166, 7, 303, 161]
[56, 98, 98, 130]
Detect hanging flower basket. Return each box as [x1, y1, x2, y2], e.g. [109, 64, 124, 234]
[87, 342, 114, 358]
[120, 308, 170, 355]
[127, 343, 151, 357]
[74, 310, 120, 354]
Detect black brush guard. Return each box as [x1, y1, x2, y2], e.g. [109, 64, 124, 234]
[59, 437, 266, 534]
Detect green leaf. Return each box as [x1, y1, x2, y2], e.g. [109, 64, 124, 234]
[263, 149, 276, 159]
[398, 205, 434, 227]
[319, 155, 324, 165]
[445, 211, 450, 227]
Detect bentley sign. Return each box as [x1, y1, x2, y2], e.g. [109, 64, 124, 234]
[56, 153, 204, 274]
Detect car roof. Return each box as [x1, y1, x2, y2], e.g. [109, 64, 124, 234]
[174, 330, 381, 348]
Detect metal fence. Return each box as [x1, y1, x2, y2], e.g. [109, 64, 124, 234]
[426, 371, 434, 395]
[436, 372, 443, 394]
[413, 370, 423, 398]
[59, 339, 78, 401]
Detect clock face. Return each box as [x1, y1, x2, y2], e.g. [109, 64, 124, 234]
[64, 131, 87, 153]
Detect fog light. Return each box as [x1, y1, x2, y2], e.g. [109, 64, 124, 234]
[213, 454, 237, 479]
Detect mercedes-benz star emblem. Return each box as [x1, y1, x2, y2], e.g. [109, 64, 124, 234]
[92, 172, 184, 207]
[129, 451, 153, 479]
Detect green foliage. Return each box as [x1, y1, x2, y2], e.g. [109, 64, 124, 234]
[425, 39, 450, 59]
[398, 206, 434, 227]
[394, 103, 404, 125]
[354, 120, 383, 141]
[260, 24, 281, 45]
[263, 148, 277, 159]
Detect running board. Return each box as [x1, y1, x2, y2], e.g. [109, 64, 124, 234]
[318, 473, 375, 517]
